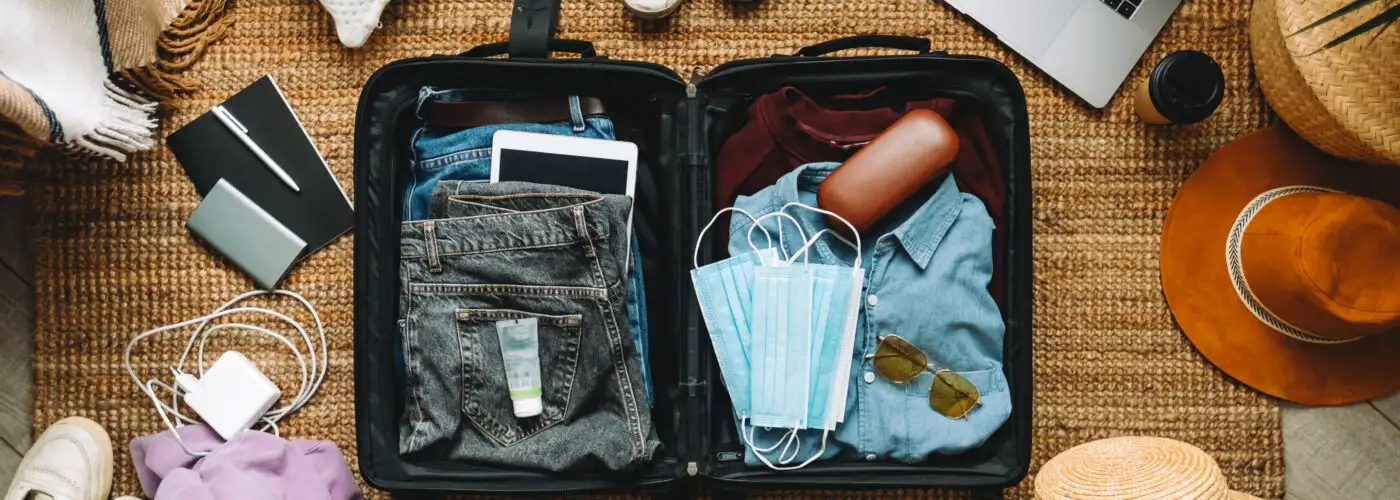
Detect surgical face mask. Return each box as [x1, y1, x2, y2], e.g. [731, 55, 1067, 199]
[690, 208, 795, 420]
[740, 205, 864, 470]
[803, 246, 862, 431]
[748, 259, 815, 430]
[779, 203, 863, 431]
[739, 211, 820, 433]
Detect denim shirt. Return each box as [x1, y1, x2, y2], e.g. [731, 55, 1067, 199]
[728, 162, 1010, 465]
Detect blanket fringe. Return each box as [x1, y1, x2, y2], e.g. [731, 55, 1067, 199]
[64, 81, 160, 161]
[117, 0, 233, 100]
[4, 0, 231, 192]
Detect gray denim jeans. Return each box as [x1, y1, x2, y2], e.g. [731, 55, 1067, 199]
[398, 181, 658, 472]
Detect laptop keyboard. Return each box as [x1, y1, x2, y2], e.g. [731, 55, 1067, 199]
[1102, 0, 1140, 19]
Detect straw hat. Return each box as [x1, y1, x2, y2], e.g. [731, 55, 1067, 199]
[1035, 436, 1261, 499]
[1161, 124, 1400, 405]
[1250, 0, 1399, 165]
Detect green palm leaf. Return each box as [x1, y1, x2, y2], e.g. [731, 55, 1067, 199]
[1290, 0, 1381, 36]
[1290, 0, 1399, 54]
[1321, 3, 1400, 50]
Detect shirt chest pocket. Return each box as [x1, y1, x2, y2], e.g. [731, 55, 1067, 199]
[897, 365, 1012, 461]
[456, 309, 583, 447]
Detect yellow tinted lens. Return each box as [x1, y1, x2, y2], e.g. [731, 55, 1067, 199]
[928, 370, 981, 419]
[871, 335, 927, 383]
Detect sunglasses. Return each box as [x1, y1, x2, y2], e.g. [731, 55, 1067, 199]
[865, 335, 981, 420]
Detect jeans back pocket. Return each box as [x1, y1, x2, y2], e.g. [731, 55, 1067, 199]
[457, 308, 583, 447]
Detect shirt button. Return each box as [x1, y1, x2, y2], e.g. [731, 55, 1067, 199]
[867, 294, 878, 307]
[865, 453, 878, 461]
[864, 371, 876, 384]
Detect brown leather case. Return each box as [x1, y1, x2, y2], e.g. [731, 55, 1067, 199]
[817, 108, 960, 234]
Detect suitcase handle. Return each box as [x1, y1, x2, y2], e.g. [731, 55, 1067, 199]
[795, 35, 932, 57]
[459, 39, 599, 59]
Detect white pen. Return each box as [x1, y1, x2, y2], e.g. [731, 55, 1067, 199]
[211, 105, 301, 192]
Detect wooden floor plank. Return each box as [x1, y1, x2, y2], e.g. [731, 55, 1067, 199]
[1282, 403, 1400, 500]
[1370, 392, 1400, 428]
[0, 195, 31, 285]
[0, 442, 19, 492]
[0, 264, 32, 454]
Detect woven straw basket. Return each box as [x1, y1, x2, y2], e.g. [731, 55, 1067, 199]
[1250, 0, 1400, 165]
[1035, 436, 1262, 499]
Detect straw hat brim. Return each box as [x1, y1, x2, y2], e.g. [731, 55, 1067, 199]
[1035, 436, 1239, 499]
[1161, 124, 1400, 405]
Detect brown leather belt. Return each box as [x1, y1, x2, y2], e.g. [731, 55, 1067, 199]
[420, 96, 607, 129]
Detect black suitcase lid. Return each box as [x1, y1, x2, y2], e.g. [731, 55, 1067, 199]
[353, 7, 1032, 493]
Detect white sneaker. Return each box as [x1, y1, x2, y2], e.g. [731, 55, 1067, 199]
[4, 417, 113, 500]
[626, 0, 684, 19]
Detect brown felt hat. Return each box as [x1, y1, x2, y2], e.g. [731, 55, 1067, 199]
[1161, 124, 1400, 405]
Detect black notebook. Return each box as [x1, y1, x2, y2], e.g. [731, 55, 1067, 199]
[168, 76, 353, 259]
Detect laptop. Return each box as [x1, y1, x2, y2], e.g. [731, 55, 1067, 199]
[945, 0, 1183, 108]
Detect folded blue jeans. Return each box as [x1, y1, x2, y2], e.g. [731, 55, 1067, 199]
[407, 88, 652, 404]
[398, 181, 658, 470]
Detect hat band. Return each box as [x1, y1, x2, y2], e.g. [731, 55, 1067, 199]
[1226, 186, 1360, 345]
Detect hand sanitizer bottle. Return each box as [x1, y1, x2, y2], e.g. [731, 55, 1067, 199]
[496, 318, 542, 418]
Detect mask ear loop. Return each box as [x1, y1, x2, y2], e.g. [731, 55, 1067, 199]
[747, 427, 831, 471]
[744, 417, 800, 456]
[747, 211, 809, 263]
[740, 416, 793, 453]
[694, 207, 772, 269]
[777, 425, 803, 464]
[779, 202, 863, 269]
[797, 228, 858, 254]
[784, 229, 858, 268]
[775, 429, 800, 461]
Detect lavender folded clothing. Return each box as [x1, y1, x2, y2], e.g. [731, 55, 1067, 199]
[129, 425, 361, 500]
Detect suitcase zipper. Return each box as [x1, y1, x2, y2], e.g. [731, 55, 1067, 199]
[680, 81, 705, 169]
[681, 73, 710, 478]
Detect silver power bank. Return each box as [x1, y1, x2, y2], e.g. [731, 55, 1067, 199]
[187, 179, 307, 290]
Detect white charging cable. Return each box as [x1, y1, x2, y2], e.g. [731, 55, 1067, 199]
[123, 290, 328, 456]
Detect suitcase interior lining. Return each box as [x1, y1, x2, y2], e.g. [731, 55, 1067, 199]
[357, 64, 693, 488]
[354, 55, 1031, 491]
[695, 78, 1021, 484]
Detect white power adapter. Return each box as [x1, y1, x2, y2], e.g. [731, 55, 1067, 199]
[174, 351, 281, 441]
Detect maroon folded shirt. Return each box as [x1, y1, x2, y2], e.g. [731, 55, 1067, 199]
[714, 87, 1007, 308]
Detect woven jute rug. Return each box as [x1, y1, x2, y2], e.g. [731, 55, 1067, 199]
[26, 0, 1283, 498]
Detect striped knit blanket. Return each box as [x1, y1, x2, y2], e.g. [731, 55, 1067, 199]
[0, 0, 229, 177]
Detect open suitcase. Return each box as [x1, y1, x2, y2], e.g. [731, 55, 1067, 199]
[353, 2, 1032, 495]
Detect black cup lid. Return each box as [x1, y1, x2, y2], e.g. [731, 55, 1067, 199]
[1149, 50, 1225, 124]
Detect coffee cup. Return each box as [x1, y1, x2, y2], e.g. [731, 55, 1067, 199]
[1135, 50, 1224, 124]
